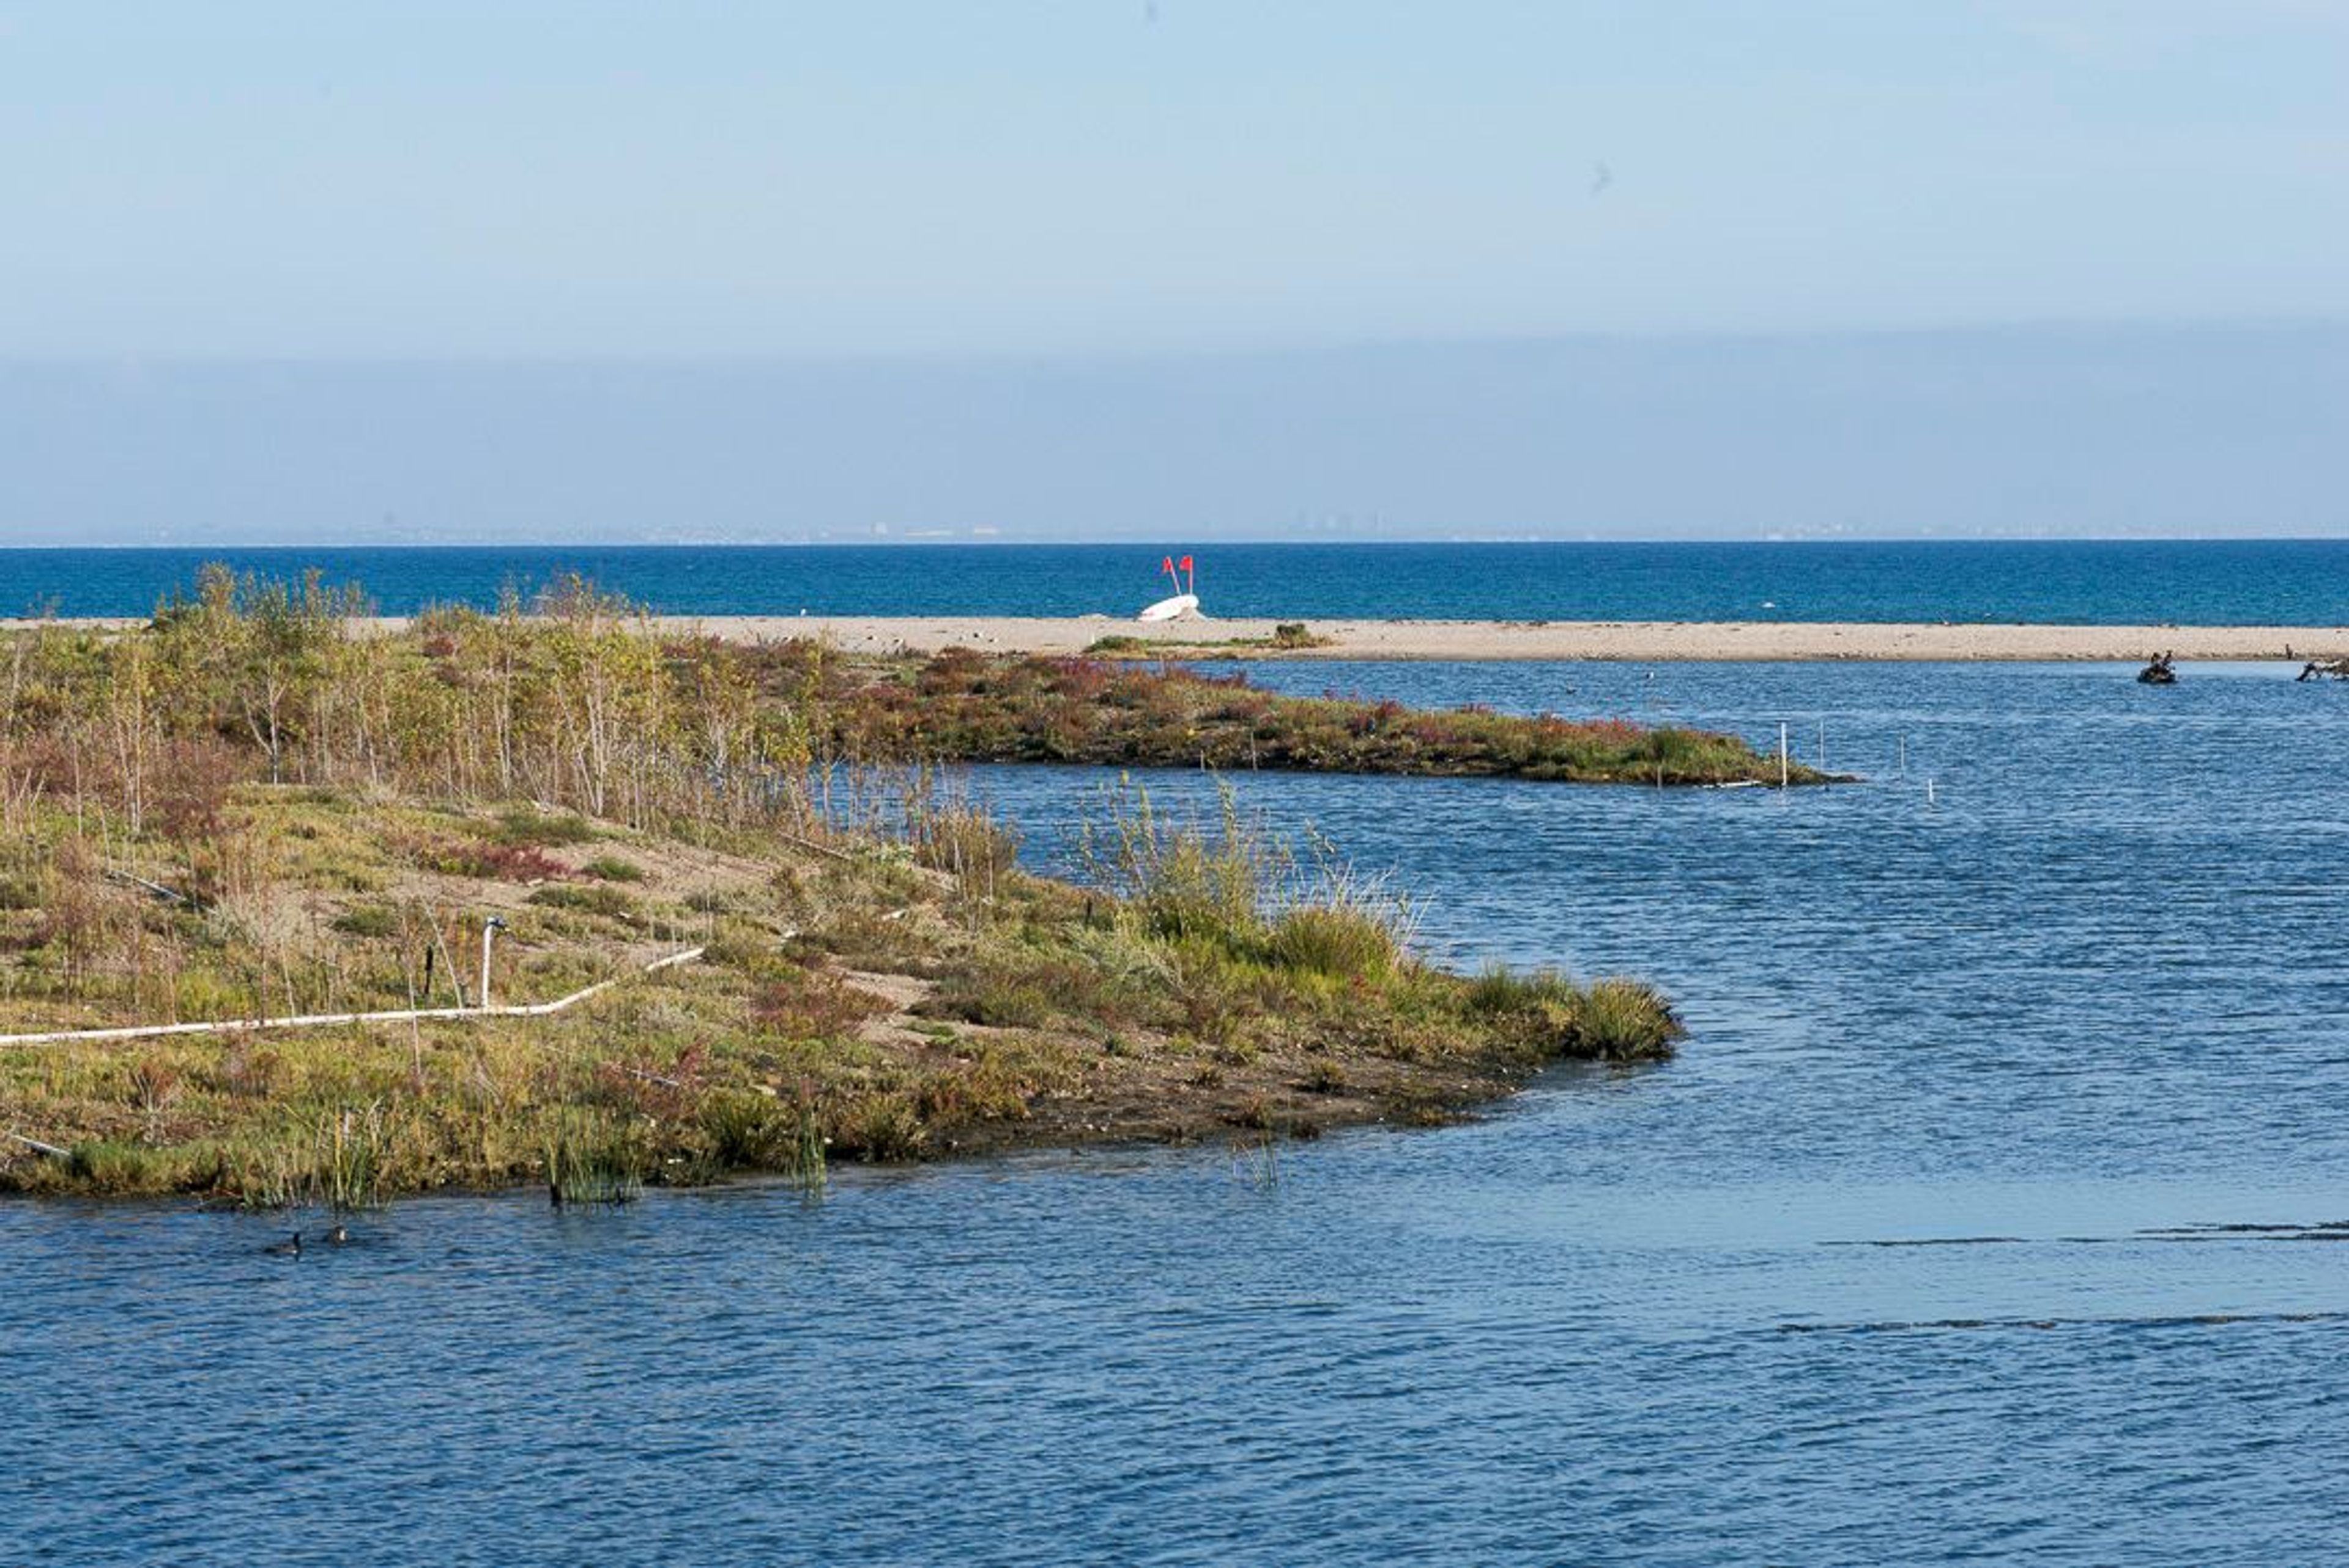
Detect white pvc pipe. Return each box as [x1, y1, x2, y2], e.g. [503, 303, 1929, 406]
[0, 947, 705, 1049]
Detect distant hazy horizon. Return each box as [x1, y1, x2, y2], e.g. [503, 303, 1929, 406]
[4, 320, 2342, 546]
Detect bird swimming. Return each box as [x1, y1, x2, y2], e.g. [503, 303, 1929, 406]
[265, 1231, 302, 1257]
[324, 1224, 349, 1245]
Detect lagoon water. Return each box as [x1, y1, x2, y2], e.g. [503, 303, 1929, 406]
[6, 657, 2347, 1566]
[12, 538, 2349, 624]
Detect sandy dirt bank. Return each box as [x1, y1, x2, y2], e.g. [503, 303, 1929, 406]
[18, 615, 2349, 662]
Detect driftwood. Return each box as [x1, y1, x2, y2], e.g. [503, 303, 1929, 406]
[2136, 651, 2177, 685]
[105, 868, 200, 908]
[2296, 658, 2349, 682]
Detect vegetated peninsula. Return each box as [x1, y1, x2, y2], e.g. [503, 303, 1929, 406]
[0, 571, 1758, 1204]
[793, 642, 1825, 785]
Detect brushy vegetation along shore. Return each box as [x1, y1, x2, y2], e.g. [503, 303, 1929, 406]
[776, 644, 1825, 785]
[0, 569, 1684, 1205]
[1085, 621, 1335, 656]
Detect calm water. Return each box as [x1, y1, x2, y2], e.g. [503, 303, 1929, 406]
[10, 538, 2349, 623]
[6, 659, 2348, 1566]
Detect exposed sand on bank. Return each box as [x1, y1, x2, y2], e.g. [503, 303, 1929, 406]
[630, 616, 2349, 662]
[17, 615, 2348, 662]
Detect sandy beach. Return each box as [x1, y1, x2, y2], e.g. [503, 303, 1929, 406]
[628, 616, 2347, 662]
[14, 615, 2349, 662]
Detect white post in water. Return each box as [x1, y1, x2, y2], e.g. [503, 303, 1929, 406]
[1927, 778, 1937, 807]
[1779, 723, 1789, 788]
[1899, 736, 1907, 780]
[1817, 719, 1827, 776]
[479, 917, 507, 1010]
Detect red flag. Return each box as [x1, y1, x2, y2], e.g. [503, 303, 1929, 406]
[1179, 556, 1193, 572]
[1161, 555, 1174, 574]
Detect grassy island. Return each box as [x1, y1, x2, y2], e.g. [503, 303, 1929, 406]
[784, 642, 1825, 786]
[0, 571, 1698, 1205]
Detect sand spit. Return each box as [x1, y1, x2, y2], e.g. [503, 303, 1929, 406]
[17, 616, 2348, 662]
[527, 616, 2349, 664]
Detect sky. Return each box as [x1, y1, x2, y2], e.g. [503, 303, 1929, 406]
[0, 2, 2342, 540]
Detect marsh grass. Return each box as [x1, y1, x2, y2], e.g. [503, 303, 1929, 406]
[542, 1104, 645, 1205]
[1082, 783, 1415, 982]
[1079, 783, 1282, 950]
[313, 1100, 393, 1211]
[1466, 966, 1683, 1063]
[1267, 899, 1404, 980]
[833, 646, 1816, 785]
[696, 1089, 826, 1191]
[1230, 1128, 1279, 1190]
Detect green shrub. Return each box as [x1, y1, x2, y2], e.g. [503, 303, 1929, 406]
[697, 1089, 825, 1183]
[1462, 966, 1682, 1062]
[528, 883, 637, 919]
[582, 855, 646, 882]
[493, 808, 596, 848]
[922, 972, 1055, 1029]
[331, 905, 400, 939]
[751, 968, 891, 1038]
[829, 1090, 926, 1161]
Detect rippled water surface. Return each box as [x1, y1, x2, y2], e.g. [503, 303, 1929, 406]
[6, 660, 2347, 1566]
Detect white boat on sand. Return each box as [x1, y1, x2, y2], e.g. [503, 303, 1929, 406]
[1138, 555, 1200, 621]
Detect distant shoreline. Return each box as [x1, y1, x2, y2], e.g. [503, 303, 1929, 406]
[13, 615, 2349, 662]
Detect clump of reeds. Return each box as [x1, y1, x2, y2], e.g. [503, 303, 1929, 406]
[694, 1087, 825, 1191]
[1230, 1127, 1279, 1190]
[1266, 864, 1416, 980]
[313, 1100, 393, 1210]
[1079, 782, 1417, 983]
[828, 1090, 926, 1161]
[1466, 965, 1683, 1062]
[1079, 782, 1283, 951]
[541, 1105, 645, 1205]
[910, 799, 1020, 883]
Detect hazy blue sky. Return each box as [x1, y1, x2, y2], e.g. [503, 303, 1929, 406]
[0, 3, 2341, 541]
[4, 1, 2343, 356]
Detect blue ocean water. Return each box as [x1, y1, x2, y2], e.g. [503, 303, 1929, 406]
[6, 538, 2349, 623]
[6, 658, 2346, 1566]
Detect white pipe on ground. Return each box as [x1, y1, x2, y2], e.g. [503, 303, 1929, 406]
[0, 947, 705, 1049]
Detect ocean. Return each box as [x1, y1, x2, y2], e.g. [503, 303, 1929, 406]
[6, 538, 2349, 623]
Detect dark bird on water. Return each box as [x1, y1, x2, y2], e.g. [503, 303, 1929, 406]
[265, 1232, 302, 1257]
[325, 1224, 350, 1245]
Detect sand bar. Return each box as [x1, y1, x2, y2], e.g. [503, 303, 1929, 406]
[15, 616, 2349, 662]
[561, 616, 2349, 662]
